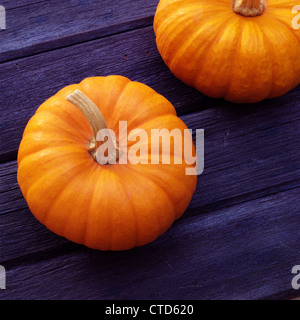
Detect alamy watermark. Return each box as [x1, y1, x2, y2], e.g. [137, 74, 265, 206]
[92, 122, 204, 176]
[292, 265, 300, 290]
[0, 265, 5, 290]
[292, 6, 300, 30]
[0, 5, 5, 30]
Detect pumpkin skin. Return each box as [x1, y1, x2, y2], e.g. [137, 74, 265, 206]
[17, 76, 197, 251]
[154, 0, 300, 103]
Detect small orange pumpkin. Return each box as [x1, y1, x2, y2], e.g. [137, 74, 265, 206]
[17, 76, 197, 251]
[154, 0, 300, 103]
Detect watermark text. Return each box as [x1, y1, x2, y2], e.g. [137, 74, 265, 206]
[94, 122, 204, 176]
[0, 265, 5, 289]
[292, 5, 300, 29]
[292, 265, 300, 290]
[0, 5, 6, 29]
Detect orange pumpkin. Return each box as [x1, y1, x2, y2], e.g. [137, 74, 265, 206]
[17, 76, 197, 251]
[154, 0, 300, 103]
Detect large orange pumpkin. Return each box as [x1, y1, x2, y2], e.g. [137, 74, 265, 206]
[17, 76, 197, 251]
[154, 0, 300, 103]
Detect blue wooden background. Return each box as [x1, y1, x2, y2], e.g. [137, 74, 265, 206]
[0, 0, 299, 300]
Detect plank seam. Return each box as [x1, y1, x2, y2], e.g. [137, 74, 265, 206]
[1, 185, 299, 267]
[0, 21, 154, 64]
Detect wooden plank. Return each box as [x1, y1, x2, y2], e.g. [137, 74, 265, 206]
[1, 1, 299, 301]
[1, 99, 299, 262]
[1, 187, 299, 300]
[1, 26, 300, 163]
[185, 98, 300, 215]
[0, 207, 70, 263]
[0, 0, 159, 62]
[0, 26, 219, 163]
[0, 0, 46, 10]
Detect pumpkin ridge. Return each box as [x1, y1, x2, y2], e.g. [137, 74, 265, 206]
[108, 82, 158, 137]
[162, 10, 231, 72]
[25, 158, 89, 225]
[126, 166, 172, 236]
[79, 76, 130, 135]
[105, 175, 115, 251]
[127, 112, 180, 129]
[26, 110, 91, 143]
[155, 1, 230, 46]
[83, 168, 116, 251]
[55, 163, 95, 241]
[116, 165, 142, 247]
[126, 108, 176, 134]
[82, 167, 104, 248]
[259, 16, 300, 95]
[191, 13, 238, 94]
[22, 131, 83, 145]
[227, 18, 276, 102]
[267, 1, 297, 9]
[214, 14, 243, 97]
[37, 95, 91, 134]
[257, 22, 277, 99]
[223, 19, 245, 101]
[268, 13, 300, 46]
[116, 171, 139, 249]
[18, 145, 88, 172]
[102, 78, 131, 134]
[154, 3, 225, 56]
[18, 145, 88, 195]
[128, 83, 176, 116]
[168, 14, 223, 72]
[126, 113, 186, 150]
[146, 166, 195, 220]
[127, 164, 179, 223]
[155, 4, 213, 57]
[19, 133, 88, 161]
[41, 180, 74, 228]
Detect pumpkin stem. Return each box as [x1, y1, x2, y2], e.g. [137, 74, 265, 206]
[67, 89, 121, 164]
[233, 0, 265, 17]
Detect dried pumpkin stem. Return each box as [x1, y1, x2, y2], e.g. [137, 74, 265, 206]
[67, 89, 121, 163]
[233, 0, 265, 17]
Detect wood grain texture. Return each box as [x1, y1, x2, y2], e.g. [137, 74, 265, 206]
[0, 26, 221, 163]
[1, 25, 300, 163]
[1, 100, 299, 262]
[1, 0, 300, 301]
[0, 1, 48, 10]
[0, 0, 159, 62]
[1, 187, 299, 300]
